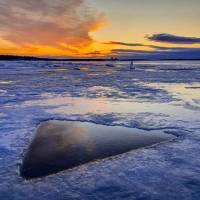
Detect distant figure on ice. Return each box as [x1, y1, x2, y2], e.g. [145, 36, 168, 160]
[130, 60, 135, 71]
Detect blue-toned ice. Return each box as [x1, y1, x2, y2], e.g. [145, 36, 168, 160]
[0, 60, 200, 199]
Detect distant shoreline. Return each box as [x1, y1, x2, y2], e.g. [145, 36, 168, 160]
[0, 55, 200, 61]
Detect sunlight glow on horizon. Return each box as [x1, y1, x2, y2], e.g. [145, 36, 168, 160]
[0, 0, 200, 57]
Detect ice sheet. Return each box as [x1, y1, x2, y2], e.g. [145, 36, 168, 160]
[0, 60, 200, 200]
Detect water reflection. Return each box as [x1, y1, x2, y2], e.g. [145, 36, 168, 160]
[23, 92, 199, 121]
[147, 83, 200, 100]
[21, 120, 175, 178]
[21, 81, 200, 125]
[0, 80, 14, 84]
[146, 83, 200, 110]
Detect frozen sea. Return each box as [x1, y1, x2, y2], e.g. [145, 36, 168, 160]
[0, 60, 200, 200]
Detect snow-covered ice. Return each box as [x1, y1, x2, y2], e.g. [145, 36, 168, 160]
[0, 60, 200, 199]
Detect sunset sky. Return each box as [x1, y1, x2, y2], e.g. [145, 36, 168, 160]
[0, 0, 200, 59]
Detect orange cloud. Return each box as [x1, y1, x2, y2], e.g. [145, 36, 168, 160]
[0, 0, 106, 56]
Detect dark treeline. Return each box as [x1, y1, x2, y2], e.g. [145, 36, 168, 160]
[0, 55, 109, 61]
[0, 55, 54, 61]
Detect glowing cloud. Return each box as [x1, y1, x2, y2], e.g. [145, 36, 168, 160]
[0, 0, 105, 56]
